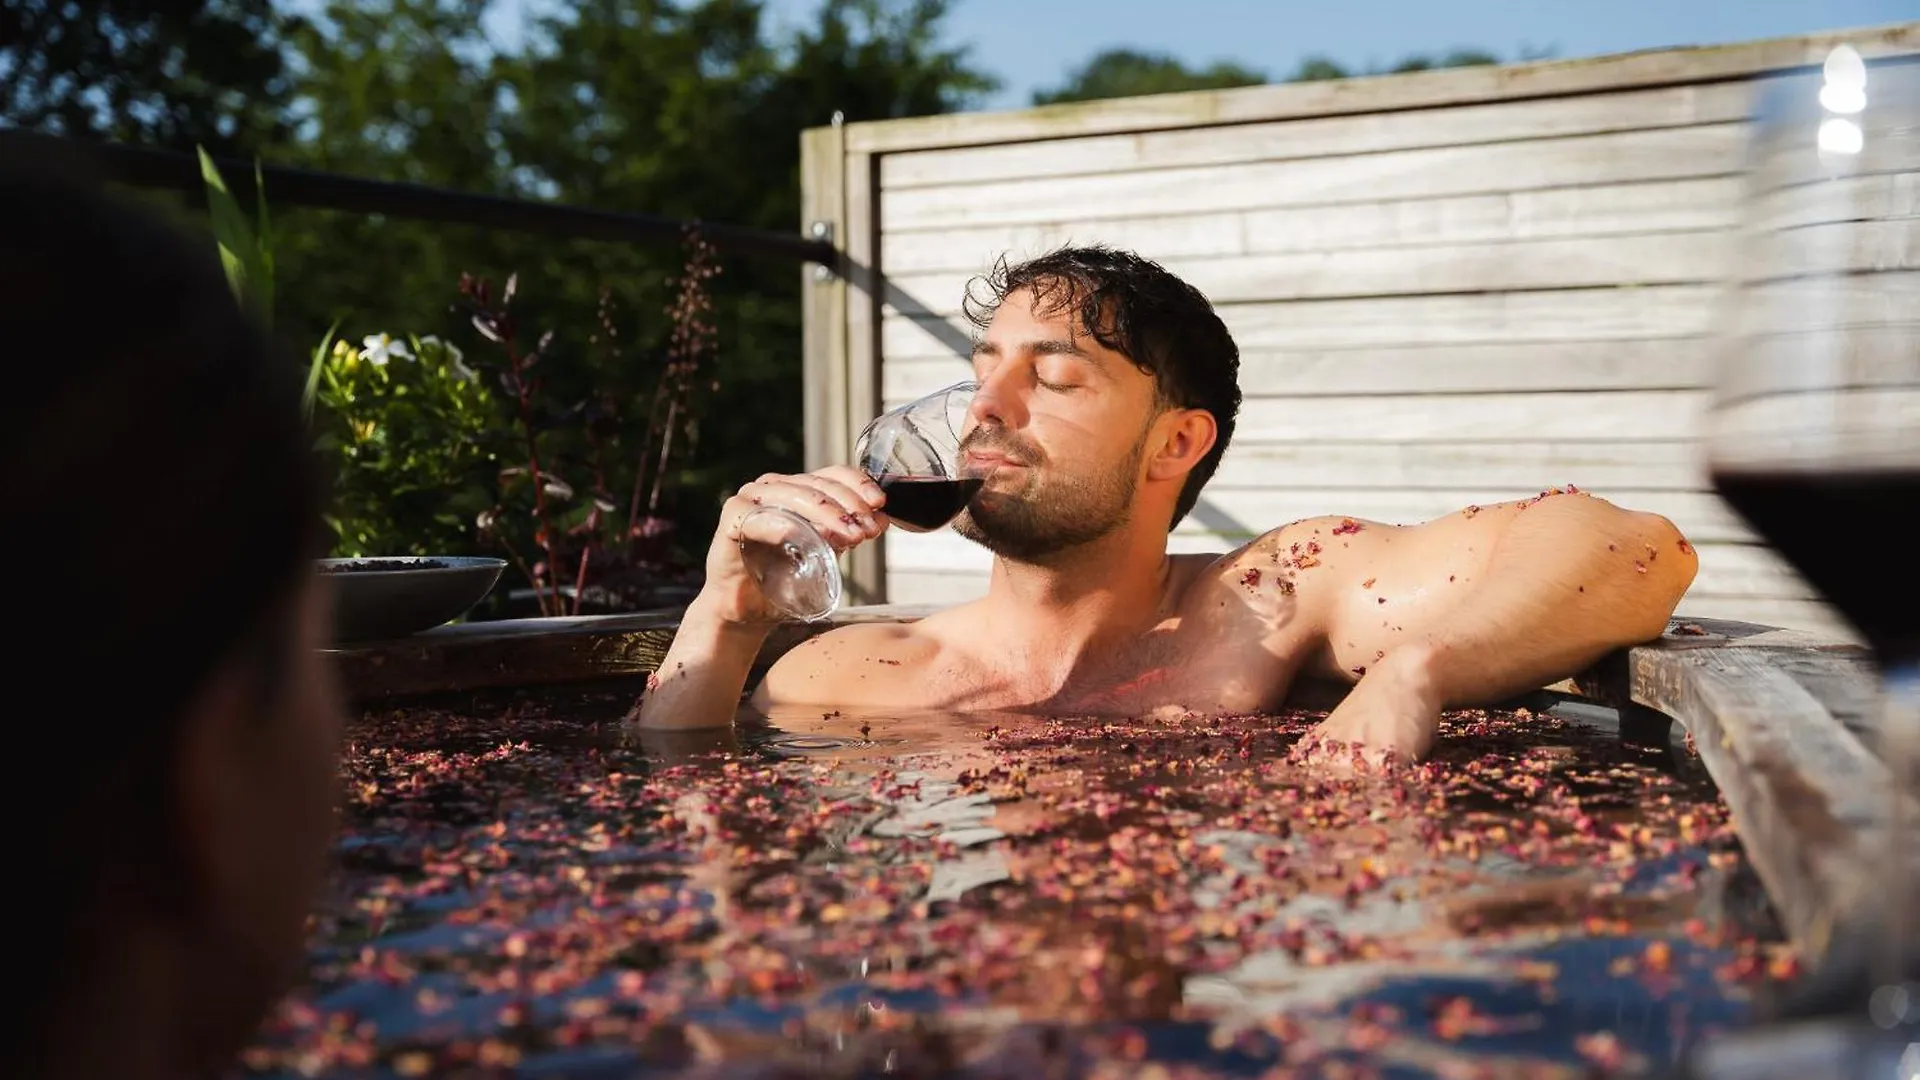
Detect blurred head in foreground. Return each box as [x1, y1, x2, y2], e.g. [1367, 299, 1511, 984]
[0, 160, 343, 1079]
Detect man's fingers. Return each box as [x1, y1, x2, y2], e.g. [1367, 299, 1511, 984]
[814, 464, 886, 509]
[727, 468, 893, 546]
[794, 473, 885, 538]
[729, 478, 865, 546]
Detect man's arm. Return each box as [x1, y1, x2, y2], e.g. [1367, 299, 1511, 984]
[629, 595, 775, 730]
[1278, 488, 1698, 761]
[628, 465, 890, 730]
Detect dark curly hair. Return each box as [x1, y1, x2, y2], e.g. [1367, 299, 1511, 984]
[961, 244, 1242, 530]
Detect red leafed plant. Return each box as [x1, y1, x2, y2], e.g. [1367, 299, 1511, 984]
[457, 225, 721, 616]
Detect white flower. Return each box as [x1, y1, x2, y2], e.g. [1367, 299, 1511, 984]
[360, 333, 414, 366]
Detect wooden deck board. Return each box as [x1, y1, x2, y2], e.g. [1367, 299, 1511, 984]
[1572, 617, 1909, 968]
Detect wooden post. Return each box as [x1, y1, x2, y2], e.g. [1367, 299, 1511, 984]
[800, 123, 888, 606]
[798, 126, 848, 480]
[842, 149, 887, 606]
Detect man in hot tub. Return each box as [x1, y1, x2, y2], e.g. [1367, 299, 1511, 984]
[634, 245, 1698, 767]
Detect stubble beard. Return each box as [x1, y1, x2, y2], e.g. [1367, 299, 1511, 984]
[952, 438, 1144, 564]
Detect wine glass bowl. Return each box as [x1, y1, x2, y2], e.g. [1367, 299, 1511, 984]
[738, 381, 985, 620]
[1705, 49, 1919, 658]
[857, 382, 990, 534]
[1700, 46, 1920, 1038]
[734, 506, 843, 621]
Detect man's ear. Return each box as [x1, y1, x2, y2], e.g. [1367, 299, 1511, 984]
[1145, 408, 1218, 483]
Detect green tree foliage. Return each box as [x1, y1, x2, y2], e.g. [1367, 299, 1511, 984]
[1036, 43, 1551, 103]
[1032, 48, 1264, 105]
[255, 0, 997, 588]
[1285, 56, 1354, 83]
[1, 0, 997, 602]
[0, 0, 302, 154]
[1386, 47, 1503, 73]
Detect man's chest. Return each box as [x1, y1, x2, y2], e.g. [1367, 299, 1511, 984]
[875, 623, 1299, 717]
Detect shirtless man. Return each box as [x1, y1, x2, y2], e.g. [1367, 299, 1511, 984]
[635, 245, 1699, 764]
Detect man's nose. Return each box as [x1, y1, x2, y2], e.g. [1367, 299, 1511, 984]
[968, 365, 1029, 430]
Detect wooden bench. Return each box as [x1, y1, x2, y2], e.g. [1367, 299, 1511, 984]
[331, 607, 1905, 975]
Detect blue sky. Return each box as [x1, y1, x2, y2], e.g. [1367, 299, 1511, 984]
[466, 0, 1914, 112]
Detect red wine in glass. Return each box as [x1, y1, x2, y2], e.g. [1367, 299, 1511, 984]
[874, 475, 986, 532]
[1712, 471, 1920, 665]
[737, 381, 986, 620]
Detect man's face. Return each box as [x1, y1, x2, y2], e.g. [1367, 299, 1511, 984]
[953, 286, 1163, 561]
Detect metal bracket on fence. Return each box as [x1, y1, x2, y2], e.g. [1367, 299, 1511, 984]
[809, 221, 836, 281]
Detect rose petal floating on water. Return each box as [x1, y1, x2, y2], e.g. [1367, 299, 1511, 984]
[241, 691, 1776, 1077]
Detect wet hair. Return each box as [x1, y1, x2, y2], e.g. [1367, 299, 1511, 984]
[0, 158, 329, 1061]
[962, 244, 1242, 529]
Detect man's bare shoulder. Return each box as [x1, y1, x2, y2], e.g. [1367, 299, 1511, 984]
[749, 605, 968, 709]
[1206, 498, 1627, 601]
[1202, 515, 1396, 596]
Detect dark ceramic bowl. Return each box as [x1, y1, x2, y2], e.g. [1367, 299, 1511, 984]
[318, 556, 508, 643]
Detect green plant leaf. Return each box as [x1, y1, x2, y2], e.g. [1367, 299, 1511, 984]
[196, 146, 270, 329]
[253, 157, 275, 322]
[304, 317, 342, 424]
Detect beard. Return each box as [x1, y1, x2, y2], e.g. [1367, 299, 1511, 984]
[952, 426, 1144, 563]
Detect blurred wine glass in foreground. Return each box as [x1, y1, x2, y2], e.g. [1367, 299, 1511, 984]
[1702, 42, 1919, 1048]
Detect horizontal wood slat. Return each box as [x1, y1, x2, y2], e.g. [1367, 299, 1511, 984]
[879, 286, 1722, 356]
[886, 231, 1730, 310]
[884, 339, 1716, 400]
[882, 219, 1911, 311]
[879, 83, 1754, 189]
[1202, 440, 1709, 491]
[882, 125, 1745, 231]
[879, 177, 1745, 273]
[892, 390, 1710, 444]
[1752, 171, 1920, 230]
[1218, 391, 1708, 443]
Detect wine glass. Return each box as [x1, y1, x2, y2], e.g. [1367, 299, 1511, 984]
[737, 380, 987, 621]
[1698, 45, 1919, 1049]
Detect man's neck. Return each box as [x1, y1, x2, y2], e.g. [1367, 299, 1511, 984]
[978, 523, 1177, 663]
